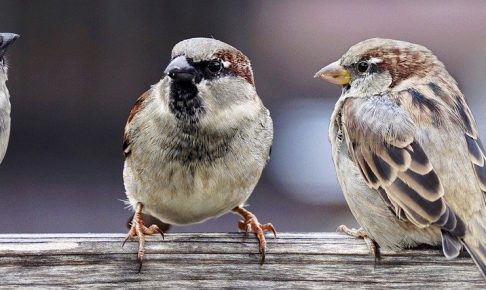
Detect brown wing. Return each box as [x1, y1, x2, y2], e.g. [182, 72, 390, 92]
[449, 91, 486, 276]
[428, 83, 486, 198]
[123, 90, 151, 158]
[466, 134, 486, 193]
[342, 95, 465, 239]
[455, 93, 486, 195]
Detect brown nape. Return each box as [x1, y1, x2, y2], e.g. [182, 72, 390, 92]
[214, 49, 254, 85]
[365, 48, 433, 88]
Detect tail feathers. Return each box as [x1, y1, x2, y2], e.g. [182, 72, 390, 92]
[441, 230, 462, 259]
[437, 207, 465, 259]
[463, 242, 486, 279]
[440, 223, 486, 279]
[462, 215, 486, 280]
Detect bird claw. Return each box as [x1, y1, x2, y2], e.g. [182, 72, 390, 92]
[337, 225, 379, 258]
[137, 257, 143, 273]
[123, 204, 165, 272]
[234, 207, 277, 265]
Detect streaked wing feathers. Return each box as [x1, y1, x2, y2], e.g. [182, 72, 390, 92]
[343, 96, 464, 236]
[123, 90, 151, 158]
[453, 92, 486, 199]
[466, 134, 486, 193]
[353, 141, 446, 227]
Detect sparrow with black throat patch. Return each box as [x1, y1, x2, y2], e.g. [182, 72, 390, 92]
[0, 33, 19, 164]
[122, 38, 275, 270]
[315, 38, 486, 279]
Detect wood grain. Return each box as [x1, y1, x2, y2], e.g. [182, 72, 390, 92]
[0, 233, 483, 289]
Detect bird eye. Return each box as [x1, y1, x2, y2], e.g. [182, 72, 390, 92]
[356, 61, 369, 73]
[207, 60, 223, 74]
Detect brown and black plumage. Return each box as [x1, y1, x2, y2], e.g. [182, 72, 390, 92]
[315, 38, 486, 278]
[122, 38, 275, 270]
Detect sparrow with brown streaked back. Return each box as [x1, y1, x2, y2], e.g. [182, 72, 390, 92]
[315, 38, 486, 278]
[0, 33, 19, 164]
[122, 38, 275, 270]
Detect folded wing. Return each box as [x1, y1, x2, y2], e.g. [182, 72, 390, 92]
[342, 95, 465, 258]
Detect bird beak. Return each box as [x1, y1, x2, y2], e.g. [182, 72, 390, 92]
[0, 33, 19, 58]
[314, 60, 350, 85]
[164, 55, 197, 82]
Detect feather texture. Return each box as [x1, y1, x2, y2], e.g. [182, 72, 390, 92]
[321, 38, 486, 278]
[342, 93, 465, 253]
[123, 90, 151, 158]
[466, 135, 486, 192]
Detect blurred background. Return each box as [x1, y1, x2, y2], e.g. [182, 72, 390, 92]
[0, 0, 485, 233]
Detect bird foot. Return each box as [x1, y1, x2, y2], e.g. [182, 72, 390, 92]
[122, 203, 164, 272]
[337, 225, 379, 258]
[233, 207, 277, 265]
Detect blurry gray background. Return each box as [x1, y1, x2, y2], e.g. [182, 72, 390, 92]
[0, 0, 485, 233]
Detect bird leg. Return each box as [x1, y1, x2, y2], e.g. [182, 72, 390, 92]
[233, 206, 277, 265]
[336, 225, 380, 258]
[123, 202, 164, 272]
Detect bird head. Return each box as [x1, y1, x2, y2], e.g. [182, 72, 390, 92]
[315, 38, 448, 96]
[162, 38, 257, 124]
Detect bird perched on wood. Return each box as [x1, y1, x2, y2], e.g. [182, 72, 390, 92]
[0, 33, 19, 164]
[315, 38, 486, 278]
[122, 38, 275, 270]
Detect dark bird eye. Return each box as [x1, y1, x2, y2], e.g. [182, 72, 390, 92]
[207, 60, 223, 74]
[357, 61, 369, 73]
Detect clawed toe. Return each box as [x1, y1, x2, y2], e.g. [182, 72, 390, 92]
[238, 221, 277, 239]
[123, 203, 165, 272]
[233, 207, 277, 265]
[336, 225, 368, 238]
[337, 225, 379, 258]
[261, 223, 277, 239]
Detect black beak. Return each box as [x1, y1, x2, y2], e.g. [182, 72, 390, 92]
[164, 55, 197, 82]
[167, 68, 197, 82]
[0, 33, 19, 58]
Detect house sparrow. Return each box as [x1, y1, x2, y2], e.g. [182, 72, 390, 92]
[0, 33, 19, 164]
[315, 38, 486, 278]
[122, 38, 275, 270]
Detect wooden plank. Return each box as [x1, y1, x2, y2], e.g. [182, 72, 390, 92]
[0, 233, 483, 289]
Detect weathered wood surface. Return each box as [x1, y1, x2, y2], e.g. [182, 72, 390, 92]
[0, 233, 484, 289]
